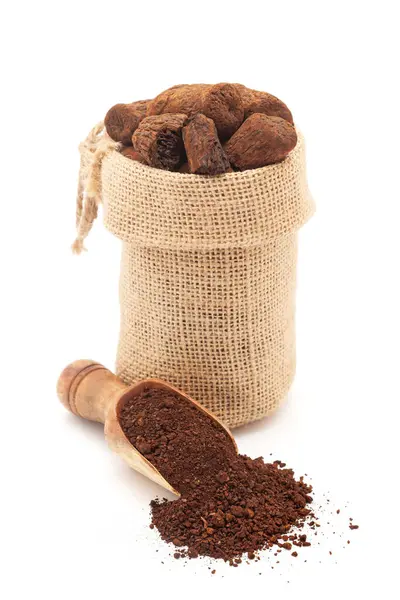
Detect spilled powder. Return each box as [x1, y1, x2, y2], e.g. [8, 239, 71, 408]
[119, 388, 316, 563]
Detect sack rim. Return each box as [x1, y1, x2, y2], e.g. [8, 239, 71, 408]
[99, 130, 314, 248]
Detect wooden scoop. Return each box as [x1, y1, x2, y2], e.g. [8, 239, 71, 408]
[57, 360, 237, 496]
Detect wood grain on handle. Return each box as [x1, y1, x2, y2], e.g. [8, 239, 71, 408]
[57, 360, 128, 423]
[57, 359, 180, 495]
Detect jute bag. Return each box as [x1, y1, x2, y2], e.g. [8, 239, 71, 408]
[74, 123, 314, 428]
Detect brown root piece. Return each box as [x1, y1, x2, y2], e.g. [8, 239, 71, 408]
[132, 113, 187, 171]
[120, 146, 148, 164]
[147, 83, 244, 140]
[183, 114, 230, 175]
[225, 113, 297, 170]
[234, 85, 293, 124]
[105, 100, 150, 145]
[178, 162, 190, 173]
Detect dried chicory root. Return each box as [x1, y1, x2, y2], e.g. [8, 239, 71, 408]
[147, 83, 244, 140]
[108, 82, 297, 174]
[132, 113, 187, 171]
[183, 113, 230, 175]
[233, 84, 294, 124]
[225, 114, 298, 170]
[105, 100, 149, 145]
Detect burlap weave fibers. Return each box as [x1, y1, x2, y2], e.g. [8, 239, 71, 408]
[75, 125, 314, 428]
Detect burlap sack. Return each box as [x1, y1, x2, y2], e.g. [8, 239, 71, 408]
[74, 123, 314, 428]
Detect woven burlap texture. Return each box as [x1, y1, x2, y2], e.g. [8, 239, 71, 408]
[77, 127, 314, 428]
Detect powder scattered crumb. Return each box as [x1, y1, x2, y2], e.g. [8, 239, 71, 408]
[120, 388, 315, 563]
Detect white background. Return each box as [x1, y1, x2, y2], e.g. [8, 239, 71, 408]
[1, 1, 399, 598]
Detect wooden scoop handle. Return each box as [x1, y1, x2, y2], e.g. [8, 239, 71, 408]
[57, 360, 128, 424]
